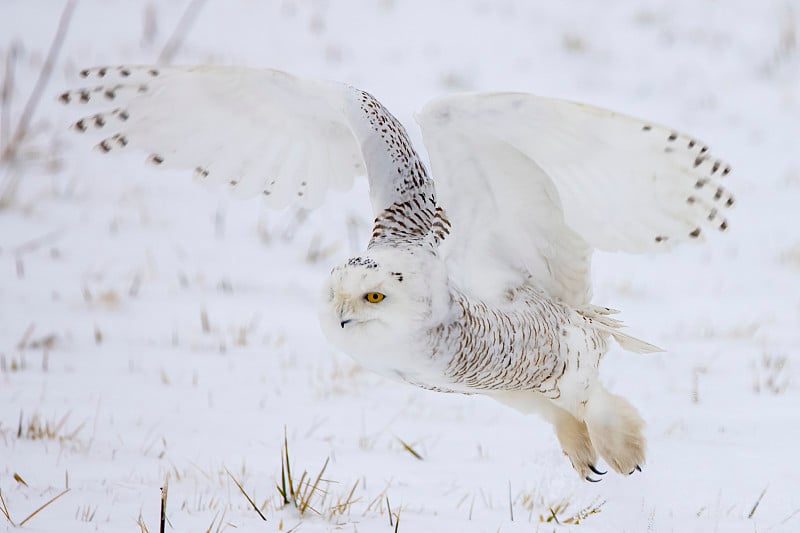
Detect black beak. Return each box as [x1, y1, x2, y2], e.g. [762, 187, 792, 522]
[340, 319, 352, 329]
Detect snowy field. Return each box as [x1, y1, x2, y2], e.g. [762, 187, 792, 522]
[1, 1, 799, 531]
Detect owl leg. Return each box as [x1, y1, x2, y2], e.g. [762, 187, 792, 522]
[583, 384, 646, 475]
[551, 407, 602, 481]
[489, 391, 601, 481]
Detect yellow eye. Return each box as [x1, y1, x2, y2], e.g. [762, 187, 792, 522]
[365, 292, 385, 303]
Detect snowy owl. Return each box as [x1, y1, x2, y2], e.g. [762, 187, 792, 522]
[60, 66, 734, 481]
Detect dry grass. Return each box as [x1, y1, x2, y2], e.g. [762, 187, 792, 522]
[763, 5, 798, 74]
[0, 1, 75, 206]
[226, 469, 267, 521]
[160, 477, 168, 533]
[0, 474, 71, 527]
[1, 353, 27, 373]
[14, 323, 59, 355]
[18, 488, 71, 527]
[515, 490, 606, 525]
[691, 365, 707, 404]
[753, 353, 790, 395]
[276, 430, 329, 515]
[19, 412, 85, 445]
[0, 490, 12, 524]
[75, 504, 97, 522]
[748, 486, 768, 519]
[273, 429, 370, 524]
[328, 479, 360, 518]
[3, 415, 612, 530]
[396, 437, 424, 460]
[152, 455, 388, 528]
[203, 431, 367, 526]
[137, 511, 149, 533]
[385, 495, 403, 531]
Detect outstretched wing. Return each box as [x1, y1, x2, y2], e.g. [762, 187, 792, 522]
[417, 93, 734, 306]
[59, 66, 440, 246]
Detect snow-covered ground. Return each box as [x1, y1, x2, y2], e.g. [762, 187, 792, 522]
[1, 1, 799, 531]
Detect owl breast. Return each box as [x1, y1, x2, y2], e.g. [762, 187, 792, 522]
[423, 287, 605, 398]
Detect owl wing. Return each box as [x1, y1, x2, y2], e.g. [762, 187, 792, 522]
[59, 66, 436, 229]
[416, 93, 734, 306]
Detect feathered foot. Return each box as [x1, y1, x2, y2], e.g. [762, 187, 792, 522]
[552, 408, 605, 482]
[489, 390, 603, 481]
[584, 385, 646, 475]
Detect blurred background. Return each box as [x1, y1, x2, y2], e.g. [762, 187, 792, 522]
[1, 1, 798, 532]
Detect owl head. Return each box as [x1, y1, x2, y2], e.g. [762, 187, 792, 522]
[319, 247, 450, 362]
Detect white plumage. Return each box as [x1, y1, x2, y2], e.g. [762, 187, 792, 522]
[60, 66, 734, 480]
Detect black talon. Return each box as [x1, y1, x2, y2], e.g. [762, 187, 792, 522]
[585, 476, 602, 483]
[588, 464, 607, 476]
[629, 465, 643, 475]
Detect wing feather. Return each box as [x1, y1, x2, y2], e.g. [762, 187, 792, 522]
[60, 66, 431, 221]
[417, 92, 734, 305]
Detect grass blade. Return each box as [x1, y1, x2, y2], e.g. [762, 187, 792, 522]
[299, 458, 329, 515]
[396, 437, 423, 461]
[160, 478, 168, 533]
[0, 489, 15, 525]
[18, 488, 70, 526]
[748, 486, 768, 519]
[226, 469, 267, 521]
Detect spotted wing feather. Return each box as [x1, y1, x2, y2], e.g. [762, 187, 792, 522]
[417, 93, 734, 306]
[60, 66, 435, 219]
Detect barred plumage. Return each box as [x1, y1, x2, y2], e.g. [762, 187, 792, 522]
[428, 287, 592, 397]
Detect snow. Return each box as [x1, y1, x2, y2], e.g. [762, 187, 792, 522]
[1, 0, 799, 531]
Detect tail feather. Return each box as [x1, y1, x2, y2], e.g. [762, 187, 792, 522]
[579, 305, 664, 354]
[609, 330, 664, 354]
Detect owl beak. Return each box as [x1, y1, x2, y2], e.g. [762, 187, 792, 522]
[336, 299, 353, 328]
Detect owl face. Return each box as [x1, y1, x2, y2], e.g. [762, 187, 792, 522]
[318, 248, 450, 363]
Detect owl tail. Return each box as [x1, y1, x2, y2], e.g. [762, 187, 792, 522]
[609, 330, 664, 354]
[578, 305, 665, 354]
